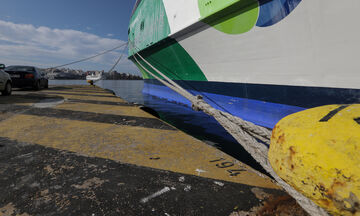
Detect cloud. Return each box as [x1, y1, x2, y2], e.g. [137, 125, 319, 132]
[0, 19, 139, 74]
[107, 33, 114, 37]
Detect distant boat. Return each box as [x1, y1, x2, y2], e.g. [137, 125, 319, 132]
[128, 0, 360, 129]
[86, 72, 102, 84]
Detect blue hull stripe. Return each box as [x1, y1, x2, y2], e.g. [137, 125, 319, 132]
[144, 80, 360, 128]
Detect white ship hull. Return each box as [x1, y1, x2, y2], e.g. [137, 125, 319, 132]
[128, 0, 360, 128]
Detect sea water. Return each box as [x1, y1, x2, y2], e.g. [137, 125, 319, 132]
[49, 80, 263, 172]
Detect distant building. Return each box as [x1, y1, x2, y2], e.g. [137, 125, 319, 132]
[42, 67, 142, 80]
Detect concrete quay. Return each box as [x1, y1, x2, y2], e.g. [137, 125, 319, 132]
[0, 85, 307, 216]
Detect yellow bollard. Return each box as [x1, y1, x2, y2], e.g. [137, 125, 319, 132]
[269, 104, 360, 216]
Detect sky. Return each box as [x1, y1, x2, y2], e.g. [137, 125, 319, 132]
[0, 0, 140, 74]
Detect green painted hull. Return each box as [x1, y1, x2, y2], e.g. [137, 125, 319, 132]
[129, 38, 207, 81]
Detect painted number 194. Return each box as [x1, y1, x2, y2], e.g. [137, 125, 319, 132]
[210, 158, 246, 177]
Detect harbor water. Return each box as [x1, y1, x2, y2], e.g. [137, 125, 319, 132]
[49, 79, 264, 172]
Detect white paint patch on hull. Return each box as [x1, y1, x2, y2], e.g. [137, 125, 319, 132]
[162, 0, 200, 35]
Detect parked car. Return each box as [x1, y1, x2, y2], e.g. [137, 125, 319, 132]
[5, 66, 48, 90]
[0, 64, 12, 96]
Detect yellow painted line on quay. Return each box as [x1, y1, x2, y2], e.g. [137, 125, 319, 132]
[43, 92, 119, 101]
[43, 87, 153, 118]
[55, 102, 152, 118]
[1, 86, 279, 189]
[51, 94, 124, 103]
[42, 89, 124, 103]
[43, 86, 111, 93]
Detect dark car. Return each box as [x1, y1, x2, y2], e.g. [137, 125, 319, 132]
[5, 66, 48, 90]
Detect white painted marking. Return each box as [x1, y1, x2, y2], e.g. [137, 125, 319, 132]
[214, 181, 225, 187]
[184, 185, 191, 192]
[140, 187, 171, 203]
[33, 98, 64, 108]
[178, 176, 185, 182]
[165, 213, 171, 216]
[195, 169, 207, 175]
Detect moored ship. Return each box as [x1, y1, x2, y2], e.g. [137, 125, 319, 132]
[86, 71, 103, 84]
[128, 0, 360, 129]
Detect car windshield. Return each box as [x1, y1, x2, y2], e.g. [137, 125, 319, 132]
[5, 66, 35, 72]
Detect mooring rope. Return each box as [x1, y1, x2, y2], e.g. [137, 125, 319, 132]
[49, 42, 128, 70]
[107, 43, 128, 74]
[47, 42, 128, 83]
[90, 42, 129, 83]
[130, 42, 329, 216]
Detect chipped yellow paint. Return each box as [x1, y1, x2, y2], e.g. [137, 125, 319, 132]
[0, 203, 30, 216]
[43, 86, 147, 117]
[58, 94, 121, 102]
[269, 104, 360, 216]
[45, 91, 114, 98]
[0, 114, 276, 189]
[1, 85, 279, 189]
[42, 86, 122, 103]
[55, 102, 153, 118]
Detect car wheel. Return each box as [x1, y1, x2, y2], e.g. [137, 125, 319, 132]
[34, 80, 40, 90]
[2, 82, 12, 96]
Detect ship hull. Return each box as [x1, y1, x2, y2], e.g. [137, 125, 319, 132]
[144, 79, 360, 128]
[129, 0, 360, 128]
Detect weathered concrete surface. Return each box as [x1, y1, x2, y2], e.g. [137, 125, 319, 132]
[0, 137, 285, 216]
[0, 85, 308, 215]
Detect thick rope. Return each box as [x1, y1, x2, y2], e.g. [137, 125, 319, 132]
[107, 43, 128, 74]
[131, 43, 328, 216]
[49, 42, 128, 70]
[133, 52, 271, 141]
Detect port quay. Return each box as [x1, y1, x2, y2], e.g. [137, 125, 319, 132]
[0, 85, 307, 215]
